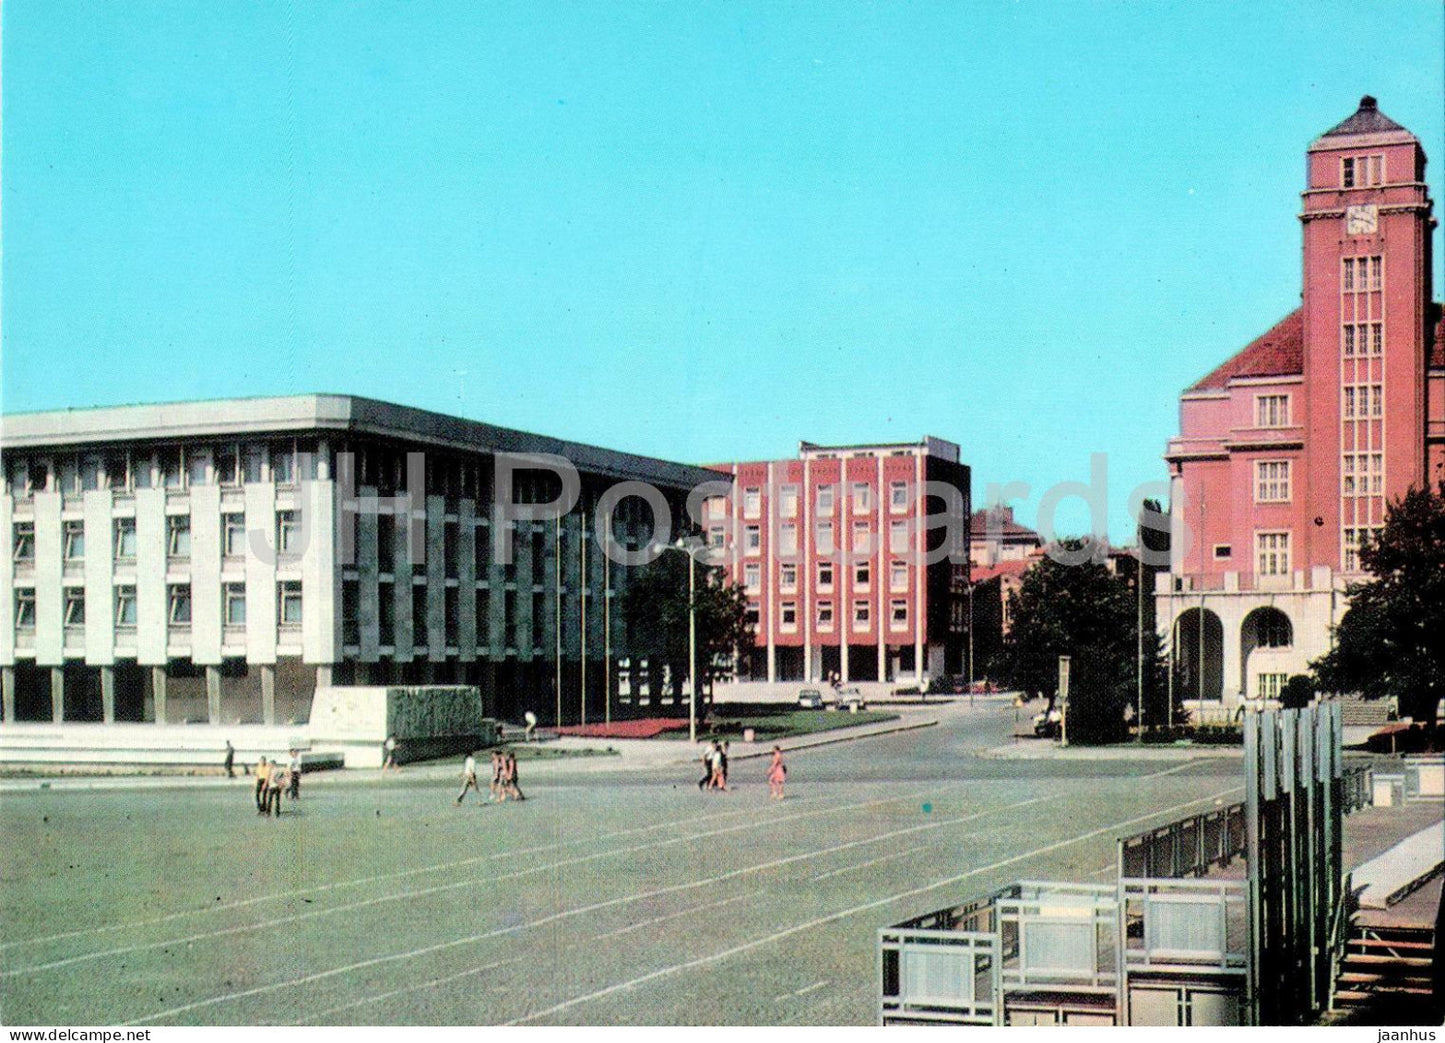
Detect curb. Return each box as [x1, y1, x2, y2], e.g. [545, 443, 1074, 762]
[975, 742, 1244, 762]
[730, 718, 940, 760]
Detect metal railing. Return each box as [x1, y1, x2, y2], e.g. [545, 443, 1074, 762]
[1118, 802, 1246, 879]
[1120, 878, 1248, 975]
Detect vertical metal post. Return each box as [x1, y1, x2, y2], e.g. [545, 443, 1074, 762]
[555, 515, 562, 727]
[604, 510, 611, 726]
[1244, 709, 1261, 1026]
[688, 547, 697, 745]
[1136, 550, 1144, 740]
[580, 504, 588, 728]
[1058, 655, 1071, 747]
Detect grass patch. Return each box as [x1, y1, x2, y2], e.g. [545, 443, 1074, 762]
[502, 744, 619, 760]
[679, 708, 899, 741]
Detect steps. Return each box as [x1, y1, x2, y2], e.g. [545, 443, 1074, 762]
[1333, 925, 1438, 1016]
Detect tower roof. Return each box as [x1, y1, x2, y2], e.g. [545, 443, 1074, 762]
[1319, 95, 1408, 138]
[1186, 309, 1303, 392]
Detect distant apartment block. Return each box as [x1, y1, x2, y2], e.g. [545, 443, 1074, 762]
[708, 439, 970, 685]
[0, 394, 719, 726]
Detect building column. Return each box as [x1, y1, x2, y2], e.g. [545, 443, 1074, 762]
[316, 664, 333, 691]
[152, 666, 168, 725]
[101, 666, 116, 724]
[205, 665, 221, 724]
[261, 664, 276, 726]
[50, 666, 64, 723]
[2, 666, 14, 723]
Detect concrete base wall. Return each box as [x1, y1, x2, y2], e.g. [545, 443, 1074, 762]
[308, 685, 492, 767]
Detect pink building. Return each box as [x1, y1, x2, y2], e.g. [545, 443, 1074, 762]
[1162, 97, 1442, 709]
[707, 439, 969, 687]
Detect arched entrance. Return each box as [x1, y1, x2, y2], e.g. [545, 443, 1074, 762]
[1240, 606, 1293, 699]
[1174, 607, 1224, 702]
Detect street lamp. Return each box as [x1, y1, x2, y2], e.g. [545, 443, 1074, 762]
[656, 537, 705, 745]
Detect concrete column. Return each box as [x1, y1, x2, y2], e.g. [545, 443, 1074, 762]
[152, 666, 168, 724]
[261, 664, 276, 725]
[206, 665, 221, 724]
[101, 665, 115, 724]
[316, 664, 333, 690]
[50, 666, 64, 723]
[2, 666, 14, 723]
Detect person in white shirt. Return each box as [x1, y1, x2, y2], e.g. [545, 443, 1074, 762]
[455, 753, 482, 805]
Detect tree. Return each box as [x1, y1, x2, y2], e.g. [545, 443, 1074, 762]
[1312, 483, 1445, 727]
[621, 550, 755, 706]
[1279, 674, 1315, 711]
[1000, 538, 1167, 744]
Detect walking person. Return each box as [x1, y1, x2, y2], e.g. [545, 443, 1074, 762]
[708, 742, 728, 791]
[697, 741, 714, 791]
[720, 741, 731, 789]
[253, 756, 271, 814]
[223, 740, 235, 779]
[504, 750, 526, 801]
[455, 753, 482, 805]
[287, 748, 302, 801]
[266, 760, 288, 817]
[490, 750, 505, 802]
[767, 745, 788, 800]
[382, 735, 399, 772]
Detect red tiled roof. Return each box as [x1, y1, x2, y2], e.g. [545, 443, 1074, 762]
[973, 559, 1036, 583]
[1188, 309, 1303, 392]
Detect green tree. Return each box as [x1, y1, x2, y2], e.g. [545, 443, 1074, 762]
[1279, 674, 1315, 711]
[1312, 483, 1445, 727]
[1001, 538, 1166, 744]
[621, 549, 755, 705]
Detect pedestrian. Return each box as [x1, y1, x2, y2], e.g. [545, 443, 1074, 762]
[382, 735, 399, 772]
[697, 742, 713, 791]
[223, 740, 235, 778]
[266, 760, 288, 817]
[720, 741, 730, 789]
[767, 745, 788, 800]
[708, 742, 728, 791]
[455, 753, 482, 805]
[253, 756, 271, 814]
[505, 750, 526, 801]
[287, 748, 302, 801]
[490, 750, 505, 802]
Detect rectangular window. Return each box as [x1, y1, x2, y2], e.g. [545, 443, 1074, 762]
[1368, 453, 1384, 494]
[780, 563, 798, 592]
[852, 600, 870, 630]
[816, 520, 834, 554]
[1255, 461, 1291, 503]
[215, 448, 238, 486]
[103, 454, 127, 491]
[855, 560, 871, 590]
[705, 496, 727, 520]
[224, 583, 247, 626]
[1256, 394, 1290, 428]
[278, 581, 303, 625]
[161, 449, 183, 489]
[13, 522, 34, 562]
[168, 584, 192, 625]
[818, 561, 834, 591]
[1343, 386, 1357, 419]
[243, 446, 265, 484]
[816, 600, 834, 631]
[15, 589, 36, 628]
[708, 525, 725, 549]
[80, 456, 102, 492]
[890, 561, 909, 591]
[1342, 324, 1355, 356]
[1257, 673, 1288, 701]
[780, 601, 797, 631]
[890, 481, 908, 511]
[224, 513, 247, 557]
[743, 487, 761, 519]
[779, 485, 799, 518]
[852, 520, 871, 555]
[187, 450, 210, 487]
[891, 598, 908, 629]
[743, 562, 761, 594]
[64, 589, 85, 627]
[1342, 258, 1355, 291]
[779, 523, 798, 557]
[115, 586, 137, 627]
[1370, 255, 1383, 289]
[890, 519, 909, 554]
[167, 515, 191, 558]
[816, 485, 835, 517]
[1342, 454, 1357, 496]
[277, 511, 300, 555]
[1370, 322, 1383, 355]
[271, 445, 296, 485]
[1342, 157, 1355, 188]
[852, 482, 871, 512]
[1214, 544, 1232, 560]
[114, 517, 137, 560]
[1256, 531, 1291, 577]
[1343, 526, 1381, 573]
[1370, 384, 1383, 417]
[744, 524, 761, 556]
[63, 520, 85, 561]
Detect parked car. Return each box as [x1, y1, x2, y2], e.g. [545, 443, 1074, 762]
[797, 688, 825, 709]
[836, 686, 866, 712]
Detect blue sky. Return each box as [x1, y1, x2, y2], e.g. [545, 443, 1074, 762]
[3, 1, 1442, 541]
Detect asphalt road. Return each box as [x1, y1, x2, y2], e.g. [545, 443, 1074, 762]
[0, 700, 1244, 1026]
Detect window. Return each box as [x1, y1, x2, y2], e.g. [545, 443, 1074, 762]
[1257, 614, 1291, 648]
[1342, 154, 1383, 188]
[63, 521, 85, 561]
[742, 487, 761, 519]
[743, 563, 761, 594]
[852, 600, 870, 630]
[779, 523, 798, 557]
[817, 600, 834, 631]
[890, 561, 909, 591]
[744, 524, 761, 556]
[187, 451, 210, 486]
[114, 518, 137, 561]
[59, 458, 80, 495]
[80, 456, 102, 492]
[890, 519, 909, 554]
[890, 481, 908, 512]
[15, 589, 36, 628]
[779, 485, 799, 518]
[1344, 384, 1384, 419]
[1369, 255, 1382, 290]
[1256, 394, 1290, 428]
[704, 496, 726, 519]
[852, 483, 871, 512]
[708, 526, 725, 549]
[891, 599, 909, 629]
[1257, 673, 1289, 701]
[744, 603, 760, 629]
[64, 589, 85, 627]
[1342, 258, 1355, 292]
[115, 586, 137, 627]
[1256, 531, 1291, 577]
[852, 520, 871, 554]
[1343, 526, 1381, 572]
[161, 449, 183, 489]
[816, 521, 834, 554]
[167, 515, 191, 558]
[854, 561, 871, 590]
[780, 563, 798, 592]
[271, 445, 296, 485]
[816, 485, 835, 517]
[13, 522, 34, 562]
[215, 448, 239, 486]
[277, 511, 301, 555]
[224, 513, 247, 557]
[278, 581, 303, 625]
[817, 561, 834, 591]
[1342, 454, 1382, 496]
[780, 601, 797, 631]
[1255, 461, 1291, 503]
[168, 584, 192, 625]
[243, 446, 265, 484]
[1214, 544, 1233, 560]
[224, 583, 247, 626]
